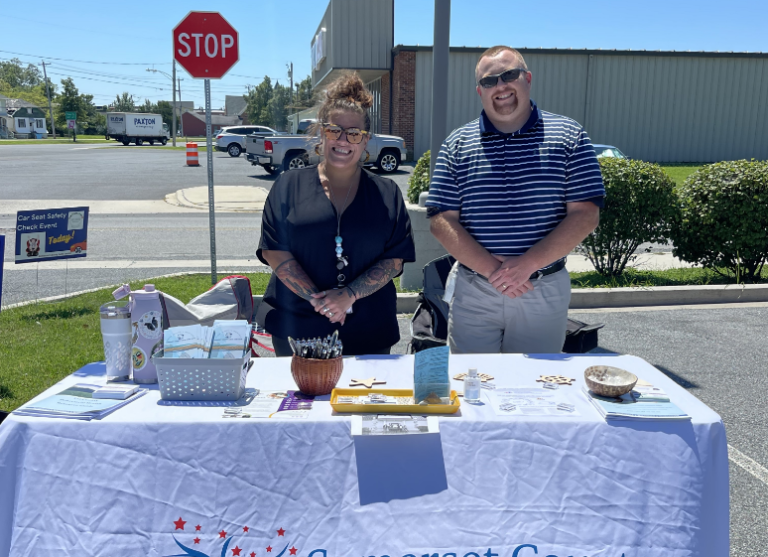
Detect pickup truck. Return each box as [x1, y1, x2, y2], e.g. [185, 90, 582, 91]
[246, 130, 407, 175]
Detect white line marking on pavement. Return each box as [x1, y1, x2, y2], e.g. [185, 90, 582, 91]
[570, 302, 768, 312]
[2, 259, 269, 271]
[729, 444, 768, 487]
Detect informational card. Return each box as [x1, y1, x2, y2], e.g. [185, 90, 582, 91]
[413, 345, 450, 403]
[488, 387, 581, 417]
[223, 391, 312, 419]
[351, 414, 440, 436]
[15, 207, 89, 264]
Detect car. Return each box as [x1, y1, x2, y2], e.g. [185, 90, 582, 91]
[70, 241, 87, 253]
[296, 119, 317, 134]
[215, 125, 279, 157]
[593, 144, 627, 159]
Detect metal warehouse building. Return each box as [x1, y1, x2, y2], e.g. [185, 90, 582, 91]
[307, 0, 768, 163]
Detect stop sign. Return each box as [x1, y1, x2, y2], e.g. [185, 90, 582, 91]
[173, 12, 239, 79]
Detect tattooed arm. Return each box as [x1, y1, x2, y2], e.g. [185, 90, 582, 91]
[310, 258, 404, 324]
[261, 250, 322, 303]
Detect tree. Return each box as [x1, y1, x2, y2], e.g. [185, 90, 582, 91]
[55, 78, 104, 135]
[293, 75, 314, 109]
[138, 99, 153, 113]
[0, 58, 42, 89]
[244, 77, 274, 128]
[268, 82, 292, 131]
[154, 101, 173, 129]
[114, 92, 136, 112]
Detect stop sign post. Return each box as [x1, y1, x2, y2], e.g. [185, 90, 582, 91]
[173, 11, 239, 284]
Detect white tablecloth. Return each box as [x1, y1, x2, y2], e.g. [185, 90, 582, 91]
[0, 354, 728, 557]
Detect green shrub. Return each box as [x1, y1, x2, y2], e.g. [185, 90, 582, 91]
[670, 160, 768, 283]
[578, 158, 679, 276]
[407, 150, 430, 204]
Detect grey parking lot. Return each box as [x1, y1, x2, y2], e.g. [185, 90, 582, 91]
[1, 144, 766, 555]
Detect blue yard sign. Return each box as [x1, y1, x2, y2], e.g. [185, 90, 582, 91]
[15, 207, 89, 264]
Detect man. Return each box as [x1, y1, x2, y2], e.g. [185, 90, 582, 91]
[427, 46, 604, 354]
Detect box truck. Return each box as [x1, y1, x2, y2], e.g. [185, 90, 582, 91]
[106, 112, 170, 146]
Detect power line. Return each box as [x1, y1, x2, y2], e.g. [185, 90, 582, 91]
[46, 71, 167, 91]
[0, 49, 169, 66]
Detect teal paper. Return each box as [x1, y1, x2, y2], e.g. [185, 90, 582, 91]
[413, 345, 450, 403]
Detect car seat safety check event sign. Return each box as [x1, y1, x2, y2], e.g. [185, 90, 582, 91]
[15, 207, 89, 264]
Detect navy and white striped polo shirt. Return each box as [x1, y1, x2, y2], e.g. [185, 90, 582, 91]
[426, 101, 605, 256]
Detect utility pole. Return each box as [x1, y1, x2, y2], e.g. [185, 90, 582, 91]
[40, 61, 56, 139]
[287, 62, 294, 105]
[430, 0, 451, 178]
[178, 77, 183, 139]
[172, 60, 177, 147]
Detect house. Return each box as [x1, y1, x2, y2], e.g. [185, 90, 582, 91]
[5, 99, 48, 139]
[180, 109, 241, 137]
[0, 95, 9, 138]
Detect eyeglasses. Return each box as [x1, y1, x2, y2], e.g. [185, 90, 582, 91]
[477, 68, 527, 89]
[321, 124, 370, 144]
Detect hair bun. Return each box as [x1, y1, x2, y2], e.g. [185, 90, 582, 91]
[326, 74, 373, 110]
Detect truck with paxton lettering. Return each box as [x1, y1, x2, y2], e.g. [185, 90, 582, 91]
[106, 112, 170, 146]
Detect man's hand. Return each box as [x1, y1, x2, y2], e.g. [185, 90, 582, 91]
[488, 255, 535, 298]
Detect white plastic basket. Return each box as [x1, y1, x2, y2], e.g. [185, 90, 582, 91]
[153, 350, 253, 401]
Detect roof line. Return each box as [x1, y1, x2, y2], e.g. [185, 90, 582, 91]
[392, 44, 768, 58]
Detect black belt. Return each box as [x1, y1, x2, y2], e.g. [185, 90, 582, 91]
[459, 258, 566, 280]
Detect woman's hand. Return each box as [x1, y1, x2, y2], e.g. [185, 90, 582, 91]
[311, 288, 356, 324]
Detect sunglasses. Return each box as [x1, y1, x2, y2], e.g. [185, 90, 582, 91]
[477, 68, 527, 89]
[321, 124, 370, 144]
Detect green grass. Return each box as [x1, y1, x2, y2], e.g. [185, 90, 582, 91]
[570, 265, 768, 288]
[660, 165, 703, 186]
[2, 266, 763, 413]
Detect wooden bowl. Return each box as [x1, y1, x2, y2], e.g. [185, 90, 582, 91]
[290, 355, 343, 396]
[584, 365, 638, 397]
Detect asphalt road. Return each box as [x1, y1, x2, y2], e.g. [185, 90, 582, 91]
[0, 143, 414, 201]
[1, 143, 766, 555]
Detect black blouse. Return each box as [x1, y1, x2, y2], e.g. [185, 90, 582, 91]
[257, 166, 416, 354]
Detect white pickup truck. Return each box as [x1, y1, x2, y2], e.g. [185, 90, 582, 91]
[246, 130, 407, 175]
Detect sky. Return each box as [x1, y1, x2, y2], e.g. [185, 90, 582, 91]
[2, 0, 766, 110]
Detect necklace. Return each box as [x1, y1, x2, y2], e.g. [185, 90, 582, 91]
[328, 182, 354, 286]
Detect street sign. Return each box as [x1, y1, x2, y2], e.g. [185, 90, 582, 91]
[173, 12, 239, 79]
[173, 11, 239, 284]
[15, 207, 89, 264]
[67, 120, 76, 129]
[65, 111, 77, 121]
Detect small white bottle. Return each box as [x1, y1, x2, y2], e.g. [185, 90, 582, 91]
[464, 368, 481, 402]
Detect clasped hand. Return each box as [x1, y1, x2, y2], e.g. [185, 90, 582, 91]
[487, 254, 535, 299]
[310, 288, 356, 325]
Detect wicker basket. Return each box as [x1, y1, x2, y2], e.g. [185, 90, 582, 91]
[291, 355, 344, 396]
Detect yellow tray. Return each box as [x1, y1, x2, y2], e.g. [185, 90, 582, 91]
[330, 388, 461, 414]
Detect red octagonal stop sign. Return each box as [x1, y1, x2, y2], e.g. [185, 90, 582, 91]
[173, 11, 239, 79]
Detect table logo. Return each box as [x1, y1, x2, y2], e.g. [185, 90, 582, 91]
[163, 520, 326, 557]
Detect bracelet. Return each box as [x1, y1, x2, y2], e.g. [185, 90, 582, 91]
[346, 285, 358, 299]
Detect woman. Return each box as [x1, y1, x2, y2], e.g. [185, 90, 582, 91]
[257, 74, 415, 356]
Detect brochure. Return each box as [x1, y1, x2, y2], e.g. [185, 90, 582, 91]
[583, 387, 689, 421]
[488, 387, 581, 417]
[413, 345, 450, 403]
[14, 383, 147, 420]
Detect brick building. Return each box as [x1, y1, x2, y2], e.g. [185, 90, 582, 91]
[312, 0, 768, 163]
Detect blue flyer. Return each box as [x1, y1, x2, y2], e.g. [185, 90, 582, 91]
[15, 207, 89, 264]
[413, 345, 450, 403]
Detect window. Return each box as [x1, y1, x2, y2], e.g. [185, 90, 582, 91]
[17, 118, 26, 129]
[35, 119, 44, 128]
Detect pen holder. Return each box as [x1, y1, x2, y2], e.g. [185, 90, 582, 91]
[291, 355, 344, 396]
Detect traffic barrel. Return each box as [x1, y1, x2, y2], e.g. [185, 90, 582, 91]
[186, 143, 199, 166]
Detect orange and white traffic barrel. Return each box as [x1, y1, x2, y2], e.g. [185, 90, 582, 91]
[186, 143, 199, 166]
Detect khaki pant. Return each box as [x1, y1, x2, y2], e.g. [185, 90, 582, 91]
[448, 266, 571, 354]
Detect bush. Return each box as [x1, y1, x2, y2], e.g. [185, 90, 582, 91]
[670, 160, 768, 283]
[578, 158, 679, 276]
[406, 150, 430, 204]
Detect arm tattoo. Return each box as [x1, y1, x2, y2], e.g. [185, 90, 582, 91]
[348, 258, 403, 300]
[274, 258, 319, 301]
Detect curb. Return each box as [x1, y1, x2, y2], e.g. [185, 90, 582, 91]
[6, 280, 768, 314]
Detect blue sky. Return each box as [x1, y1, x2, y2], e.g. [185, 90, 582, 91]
[2, 0, 766, 109]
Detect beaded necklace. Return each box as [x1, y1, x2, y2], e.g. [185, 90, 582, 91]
[328, 182, 353, 287]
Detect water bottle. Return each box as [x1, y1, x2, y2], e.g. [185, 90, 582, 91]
[464, 368, 481, 402]
[114, 284, 164, 384]
[99, 301, 131, 382]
